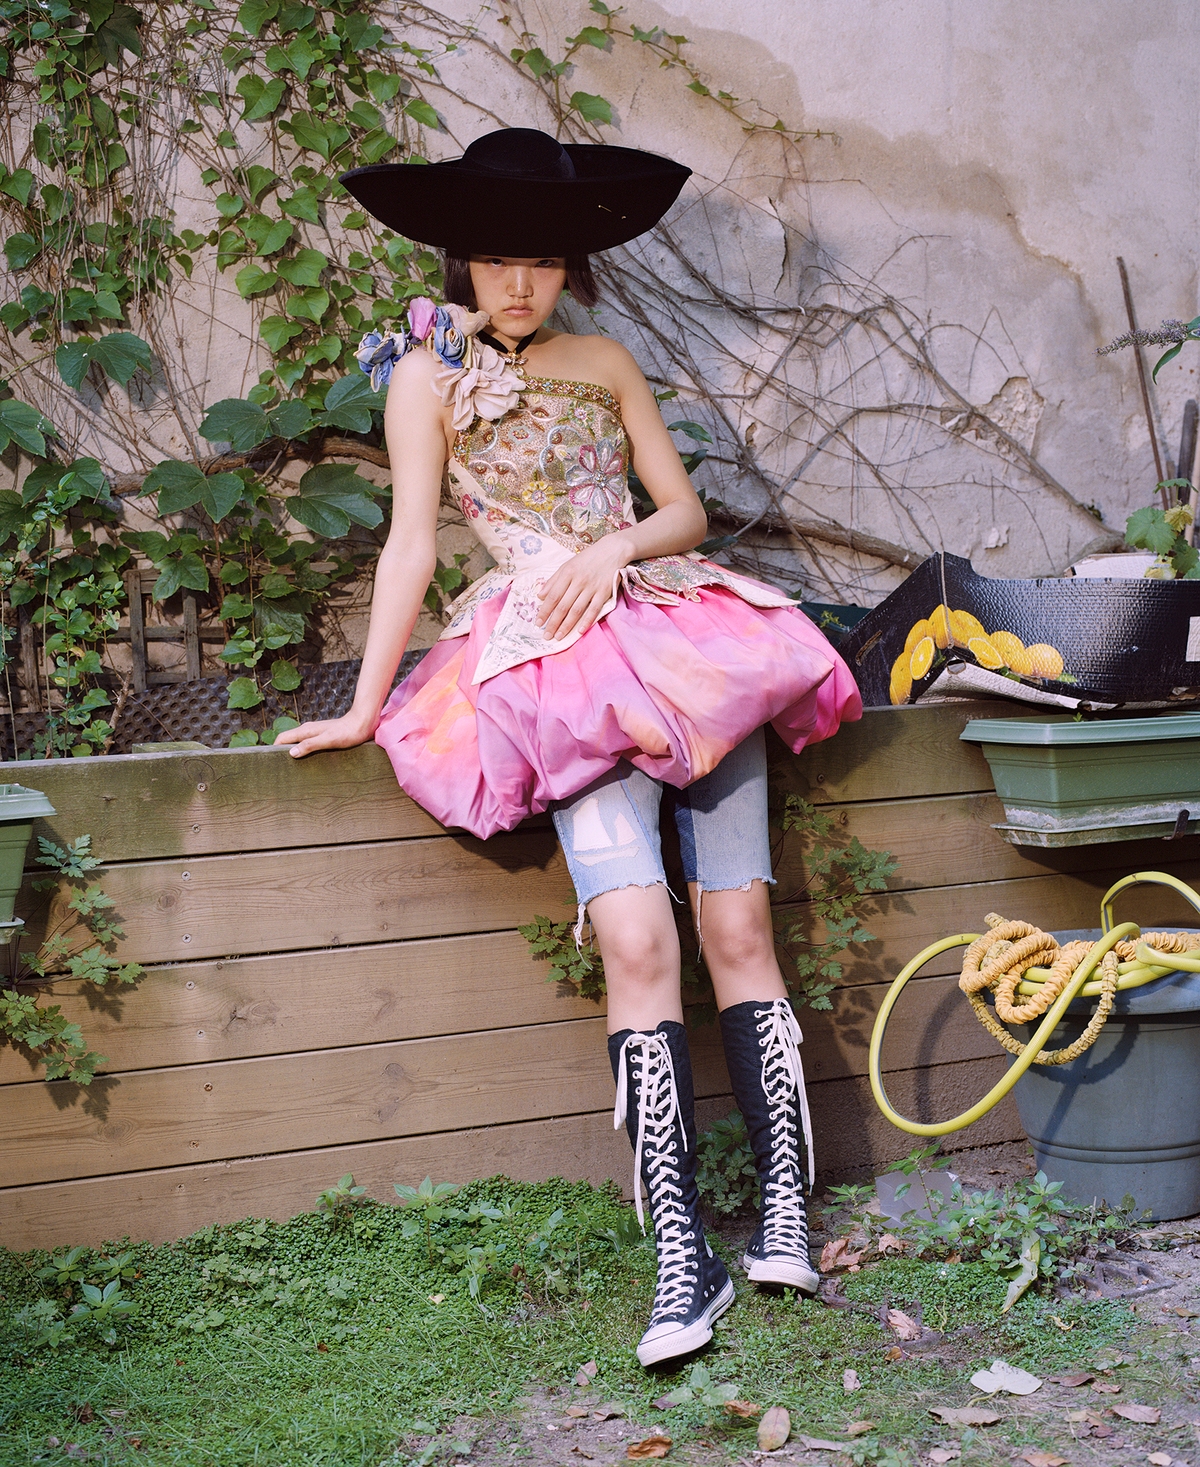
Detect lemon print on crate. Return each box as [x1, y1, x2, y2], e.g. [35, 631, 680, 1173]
[889, 603, 1068, 705]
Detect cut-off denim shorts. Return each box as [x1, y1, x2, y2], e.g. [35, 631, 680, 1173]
[550, 727, 774, 941]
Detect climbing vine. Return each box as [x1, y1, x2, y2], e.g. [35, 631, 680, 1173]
[0, 0, 1115, 756]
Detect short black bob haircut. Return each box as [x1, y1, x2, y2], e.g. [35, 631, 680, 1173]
[442, 253, 600, 312]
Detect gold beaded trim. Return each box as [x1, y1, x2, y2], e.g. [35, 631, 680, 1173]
[519, 376, 620, 414]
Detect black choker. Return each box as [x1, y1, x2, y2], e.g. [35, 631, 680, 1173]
[478, 328, 538, 359]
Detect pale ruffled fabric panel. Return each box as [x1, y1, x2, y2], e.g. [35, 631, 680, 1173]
[375, 587, 862, 839]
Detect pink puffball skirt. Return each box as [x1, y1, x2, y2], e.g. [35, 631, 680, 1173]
[375, 585, 862, 839]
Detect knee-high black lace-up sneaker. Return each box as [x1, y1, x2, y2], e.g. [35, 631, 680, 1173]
[719, 997, 820, 1295]
[609, 1022, 735, 1367]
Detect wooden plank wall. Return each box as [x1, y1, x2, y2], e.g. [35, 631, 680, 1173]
[3, 700, 1199, 1251]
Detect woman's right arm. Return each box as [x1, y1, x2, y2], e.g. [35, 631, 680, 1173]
[277, 350, 448, 757]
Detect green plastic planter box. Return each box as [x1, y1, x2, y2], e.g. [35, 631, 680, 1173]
[0, 783, 55, 932]
[960, 713, 1200, 847]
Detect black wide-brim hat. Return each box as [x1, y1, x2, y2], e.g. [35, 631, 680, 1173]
[340, 127, 691, 257]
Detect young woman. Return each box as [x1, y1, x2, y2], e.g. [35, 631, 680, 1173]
[279, 127, 861, 1367]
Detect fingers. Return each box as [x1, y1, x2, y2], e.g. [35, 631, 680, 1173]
[547, 584, 610, 641]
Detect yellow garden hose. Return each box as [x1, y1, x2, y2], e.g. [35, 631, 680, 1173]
[867, 871, 1200, 1137]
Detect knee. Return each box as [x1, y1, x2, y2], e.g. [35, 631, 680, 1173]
[699, 907, 777, 972]
[598, 923, 677, 983]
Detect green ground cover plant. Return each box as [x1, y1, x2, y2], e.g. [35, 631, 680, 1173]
[0, 1175, 1143, 1467]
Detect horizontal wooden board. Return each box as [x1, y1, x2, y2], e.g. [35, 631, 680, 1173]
[0, 1100, 744, 1252]
[773, 699, 1011, 805]
[19, 828, 572, 967]
[0, 743, 445, 865]
[779, 858, 1200, 988]
[0, 1054, 1022, 1252]
[773, 790, 1200, 895]
[0, 931, 603, 1084]
[0, 1018, 734, 1188]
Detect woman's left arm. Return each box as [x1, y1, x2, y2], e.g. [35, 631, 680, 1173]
[537, 343, 708, 640]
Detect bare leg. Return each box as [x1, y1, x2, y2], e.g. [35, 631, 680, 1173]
[588, 882, 684, 1034]
[688, 879, 787, 1011]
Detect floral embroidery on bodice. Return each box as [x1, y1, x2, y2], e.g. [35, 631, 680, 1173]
[440, 381, 798, 684]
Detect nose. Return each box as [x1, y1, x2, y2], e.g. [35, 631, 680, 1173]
[508, 267, 534, 298]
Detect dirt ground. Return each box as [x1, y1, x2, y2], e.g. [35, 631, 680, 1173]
[432, 1142, 1200, 1467]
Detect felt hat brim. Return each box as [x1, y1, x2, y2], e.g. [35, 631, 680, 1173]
[340, 144, 691, 257]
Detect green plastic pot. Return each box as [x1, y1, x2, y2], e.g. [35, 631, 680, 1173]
[960, 713, 1200, 845]
[0, 784, 56, 926]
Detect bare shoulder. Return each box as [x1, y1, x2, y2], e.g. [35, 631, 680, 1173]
[528, 331, 645, 399]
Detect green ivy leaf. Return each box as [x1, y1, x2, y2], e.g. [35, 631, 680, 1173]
[235, 263, 278, 298]
[154, 552, 209, 600]
[268, 398, 314, 438]
[314, 372, 387, 433]
[227, 675, 265, 710]
[0, 398, 50, 456]
[270, 657, 302, 691]
[215, 192, 245, 219]
[291, 461, 383, 537]
[0, 490, 28, 545]
[286, 286, 330, 324]
[365, 71, 401, 105]
[0, 168, 35, 206]
[3, 233, 40, 270]
[200, 472, 246, 522]
[236, 0, 279, 35]
[142, 460, 206, 512]
[92, 332, 153, 385]
[569, 91, 613, 124]
[199, 398, 270, 450]
[236, 74, 287, 121]
[275, 247, 327, 287]
[241, 165, 279, 205]
[229, 728, 260, 746]
[280, 186, 321, 222]
[403, 98, 440, 129]
[260, 315, 306, 353]
[568, 25, 609, 47]
[346, 100, 382, 130]
[1126, 505, 1178, 556]
[88, 2, 143, 63]
[356, 128, 398, 165]
[220, 592, 254, 619]
[243, 215, 295, 256]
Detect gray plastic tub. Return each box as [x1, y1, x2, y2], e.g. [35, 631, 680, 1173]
[1014, 928, 1200, 1220]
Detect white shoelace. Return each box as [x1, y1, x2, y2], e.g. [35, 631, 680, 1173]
[613, 1031, 699, 1321]
[757, 999, 816, 1228]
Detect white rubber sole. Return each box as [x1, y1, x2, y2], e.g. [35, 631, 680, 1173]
[636, 1275, 736, 1367]
[743, 1253, 820, 1295]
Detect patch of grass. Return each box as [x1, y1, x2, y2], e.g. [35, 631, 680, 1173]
[0, 1177, 1138, 1467]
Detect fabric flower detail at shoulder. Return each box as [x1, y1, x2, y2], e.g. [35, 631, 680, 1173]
[431, 304, 521, 430]
[355, 324, 410, 392]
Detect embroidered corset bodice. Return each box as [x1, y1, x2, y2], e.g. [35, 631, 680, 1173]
[441, 378, 794, 683]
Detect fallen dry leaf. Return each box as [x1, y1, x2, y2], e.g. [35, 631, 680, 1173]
[651, 1397, 674, 1412]
[845, 1421, 876, 1437]
[316, 1342, 329, 1353]
[794, 1436, 843, 1453]
[877, 1233, 904, 1254]
[722, 1401, 761, 1419]
[1147, 1455, 1172, 1466]
[928, 1406, 1001, 1427]
[819, 1237, 865, 1272]
[626, 1435, 671, 1460]
[565, 1407, 589, 1419]
[575, 1361, 598, 1387]
[593, 1406, 625, 1421]
[842, 1368, 861, 1393]
[1092, 1381, 1121, 1394]
[887, 1309, 922, 1341]
[104, 1411, 128, 1420]
[757, 1406, 791, 1452]
[928, 1451, 960, 1465]
[73, 1405, 95, 1425]
[883, 1346, 903, 1362]
[571, 1448, 594, 1460]
[1089, 1423, 1114, 1438]
[970, 1360, 1042, 1396]
[1054, 1373, 1093, 1388]
[1050, 1315, 1076, 1331]
[1111, 1403, 1160, 1424]
[1019, 1453, 1067, 1467]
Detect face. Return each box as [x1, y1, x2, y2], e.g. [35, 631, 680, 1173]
[468, 256, 567, 340]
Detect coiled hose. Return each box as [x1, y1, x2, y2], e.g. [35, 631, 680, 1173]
[868, 871, 1200, 1137]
